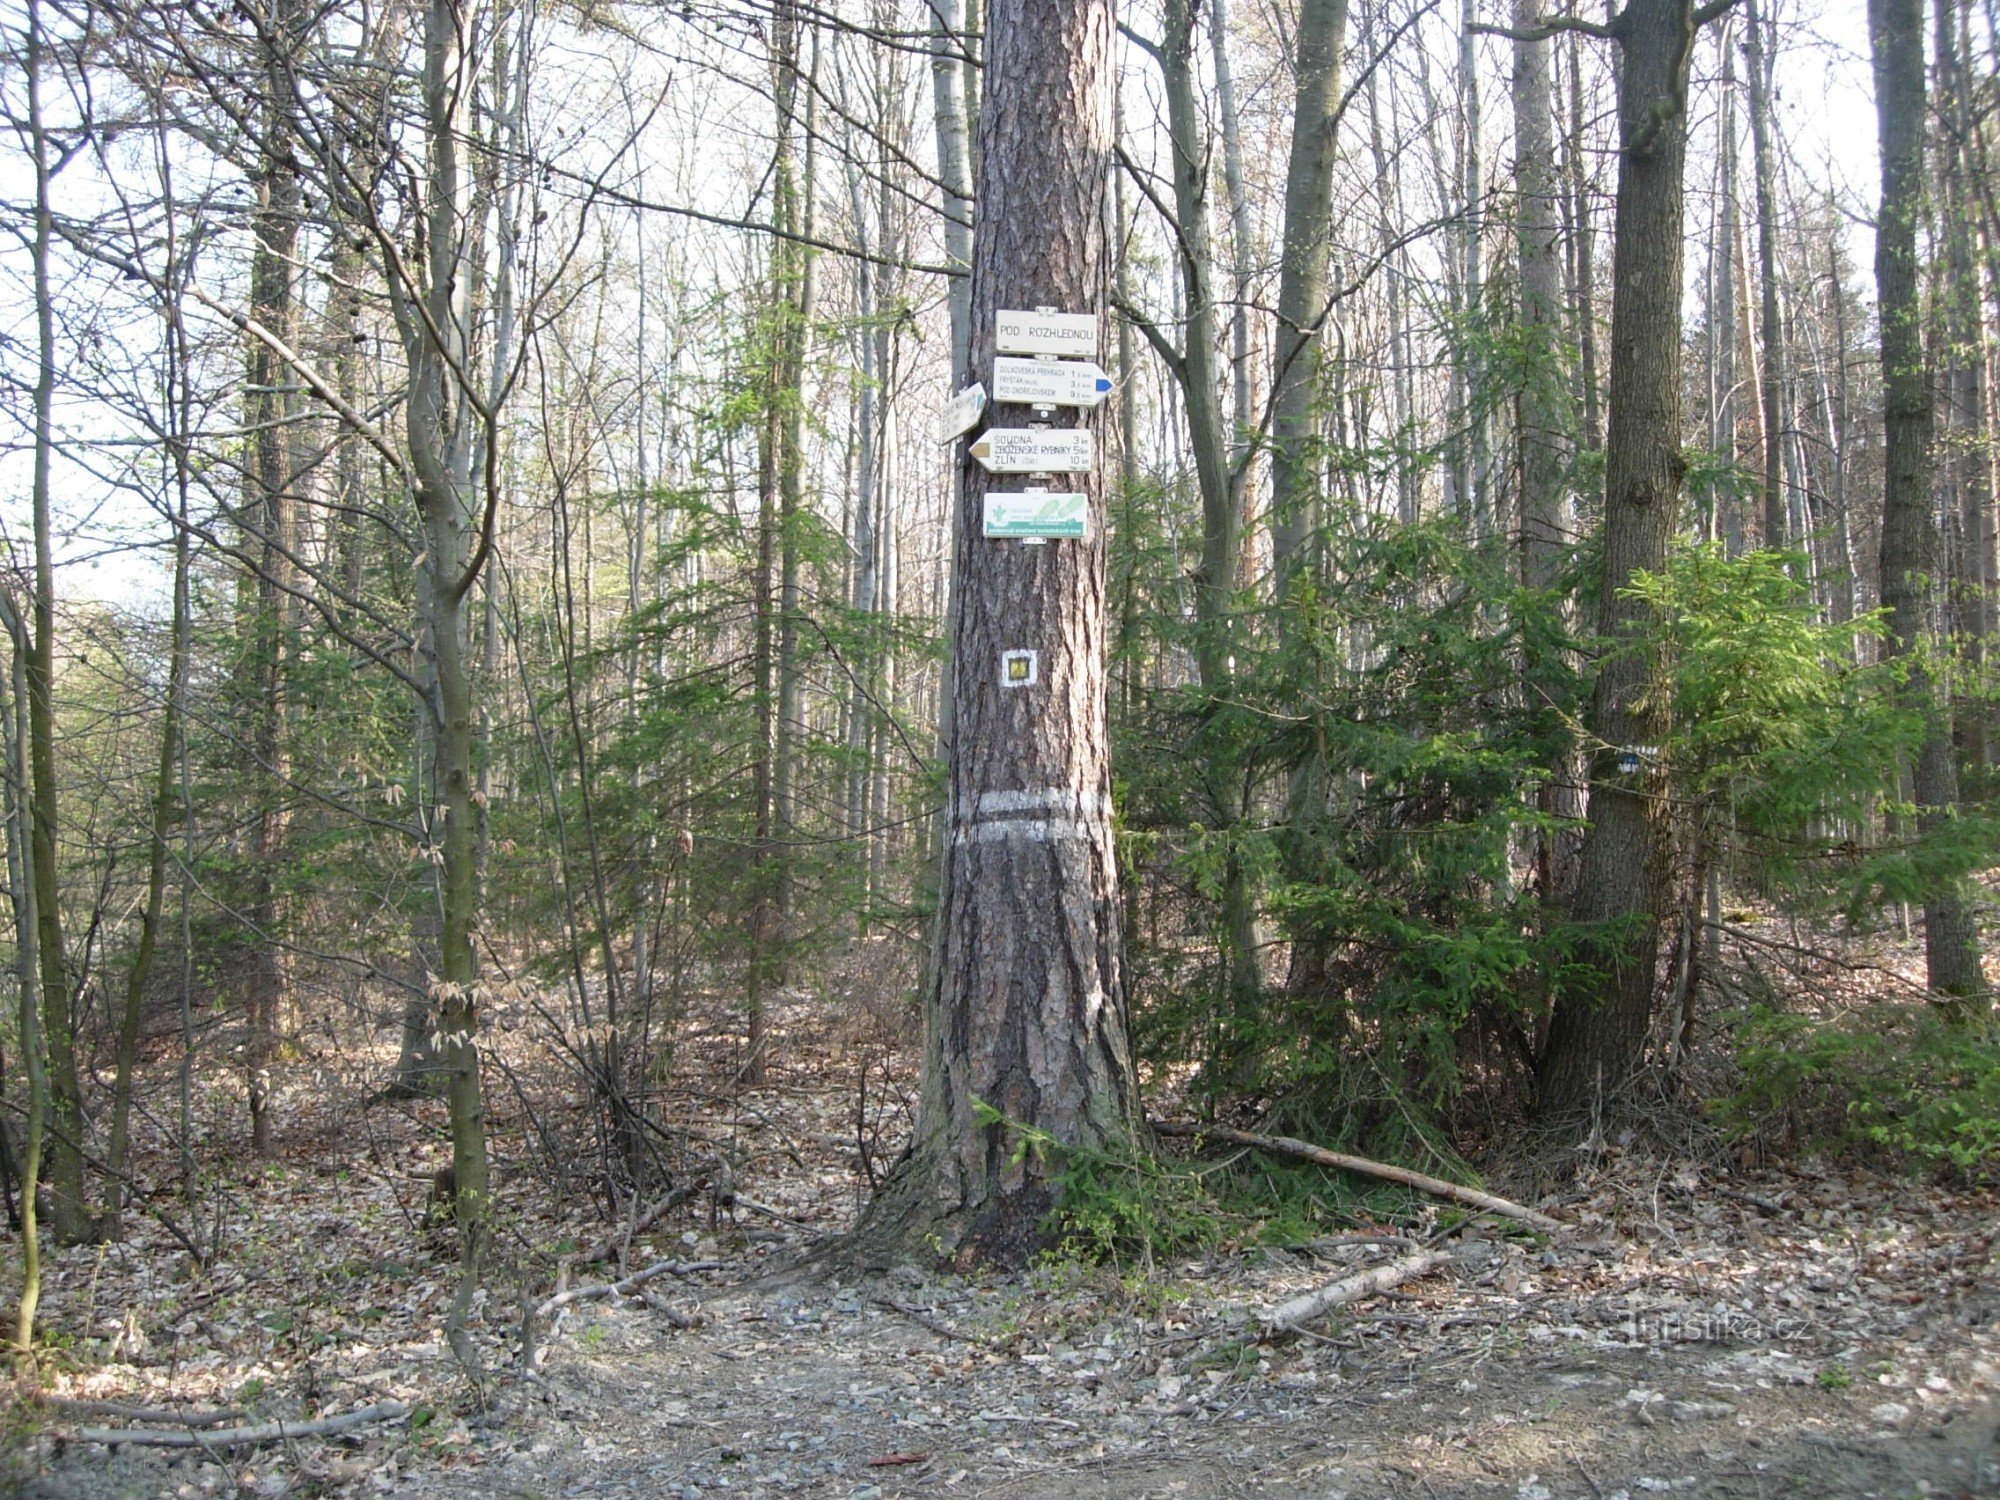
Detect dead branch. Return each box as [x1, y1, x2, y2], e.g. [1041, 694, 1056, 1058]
[40, 1397, 242, 1428]
[536, 1258, 725, 1320]
[571, 1182, 702, 1267]
[1261, 1249, 1455, 1333]
[73, 1402, 408, 1449]
[1150, 1120, 1563, 1233]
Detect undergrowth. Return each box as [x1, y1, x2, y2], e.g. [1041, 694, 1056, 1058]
[1718, 1004, 2000, 1181]
[974, 1100, 1486, 1266]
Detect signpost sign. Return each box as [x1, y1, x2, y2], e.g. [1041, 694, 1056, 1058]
[968, 428, 1093, 474]
[995, 308, 1098, 358]
[983, 491, 1088, 539]
[943, 381, 987, 440]
[992, 357, 1111, 408]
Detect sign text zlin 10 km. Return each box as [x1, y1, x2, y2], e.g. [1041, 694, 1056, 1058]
[968, 428, 1094, 474]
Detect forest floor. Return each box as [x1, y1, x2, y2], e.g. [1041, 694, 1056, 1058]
[5, 937, 2000, 1499]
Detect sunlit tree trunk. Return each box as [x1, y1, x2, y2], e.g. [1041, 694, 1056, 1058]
[1742, 0, 1787, 553]
[1539, 0, 1706, 1121]
[1869, 0, 1989, 1013]
[858, 0, 1139, 1262]
[23, 0, 89, 1246]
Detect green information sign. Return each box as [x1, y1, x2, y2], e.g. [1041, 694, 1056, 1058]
[983, 491, 1088, 539]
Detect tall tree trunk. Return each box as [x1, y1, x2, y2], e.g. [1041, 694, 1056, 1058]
[1869, 0, 1989, 1012]
[1512, 0, 1582, 911]
[1538, 0, 1704, 1122]
[1363, 12, 1417, 525]
[929, 0, 974, 378]
[106, 387, 193, 1241]
[1743, 0, 1787, 553]
[3, 600, 46, 1346]
[857, 0, 1139, 1262]
[748, 0, 811, 1082]
[1211, 0, 1258, 569]
[243, 0, 304, 1157]
[1268, 0, 1351, 586]
[1157, 0, 1261, 1065]
[1707, 24, 1743, 551]
[1561, 32, 1603, 451]
[24, 0, 89, 1246]
[1460, 0, 1490, 532]
[394, 0, 495, 1362]
[1935, 0, 1993, 775]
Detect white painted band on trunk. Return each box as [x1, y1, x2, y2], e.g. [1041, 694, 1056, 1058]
[953, 818, 1107, 846]
[970, 788, 1110, 818]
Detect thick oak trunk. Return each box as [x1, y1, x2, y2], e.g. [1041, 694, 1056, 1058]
[1537, 0, 1699, 1122]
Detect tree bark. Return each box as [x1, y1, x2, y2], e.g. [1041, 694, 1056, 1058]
[857, 0, 1140, 1264]
[1268, 0, 1350, 586]
[1869, 0, 1989, 1012]
[1512, 0, 1582, 913]
[242, 0, 304, 1157]
[1538, 0, 1702, 1122]
[23, 0, 89, 1246]
[1742, 0, 1787, 553]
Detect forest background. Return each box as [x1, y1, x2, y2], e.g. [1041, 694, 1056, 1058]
[0, 0, 1994, 1407]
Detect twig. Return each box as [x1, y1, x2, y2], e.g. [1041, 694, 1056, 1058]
[873, 1297, 993, 1347]
[73, 1402, 408, 1449]
[1261, 1250, 1455, 1333]
[1151, 1121, 1563, 1233]
[536, 1258, 724, 1320]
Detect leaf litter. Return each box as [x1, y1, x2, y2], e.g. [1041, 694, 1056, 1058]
[4, 964, 1997, 1499]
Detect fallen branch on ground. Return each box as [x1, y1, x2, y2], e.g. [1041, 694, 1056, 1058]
[74, 1402, 408, 1449]
[1150, 1120, 1562, 1233]
[1261, 1249, 1455, 1333]
[572, 1182, 702, 1267]
[536, 1258, 724, 1320]
[41, 1398, 243, 1429]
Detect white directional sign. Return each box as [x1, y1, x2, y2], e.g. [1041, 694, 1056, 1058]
[943, 381, 987, 440]
[968, 427, 1094, 474]
[995, 309, 1098, 358]
[984, 491, 1088, 539]
[992, 357, 1112, 408]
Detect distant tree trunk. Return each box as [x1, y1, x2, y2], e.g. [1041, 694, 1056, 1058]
[1560, 32, 1602, 451]
[1362, 11, 1417, 525]
[857, 0, 1140, 1263]
[23, 0, 89, 1247]
[1538, 0, 1704, 1122]
[391, 0, 495, 1361]
[3, 592, 46, 1346]
[1934, 0, 1993, 775]
[1742, 0, 1787, 553]
[1511, 0, 1581, 911]
[106, 421, 192, 1241]
[748, 0, 811, 1082]
[1144, 0, 1262, 1063]
[928, 0, 975, 377]
[1459, 0, 1490, 533]
[243, 0, 304, 1156]
[1706, 24, 1742, 551]
[1869, 0, 1990, 1013]
[1269, 0, 1350, 585]
[1211, 0, 1258, 571]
